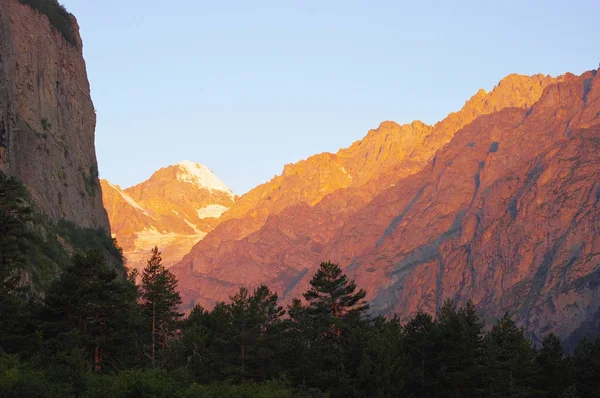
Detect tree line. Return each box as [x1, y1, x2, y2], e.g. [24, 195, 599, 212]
[2, 173, 600, 397]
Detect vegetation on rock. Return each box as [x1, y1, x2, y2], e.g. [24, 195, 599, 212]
[0, 171, 122, 293]
[17, 0, 77, 46]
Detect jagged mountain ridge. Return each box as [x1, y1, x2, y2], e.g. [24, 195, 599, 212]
[169, 73, 559, 287]
[101, 161, 235, 270]
[169, 73, 558, 287]
[215, 74, 557, 241]
[170, 68, 600, 341]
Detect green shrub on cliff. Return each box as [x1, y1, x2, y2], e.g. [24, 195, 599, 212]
[17, 0, 77, 46]
[0, 171, 123, 293]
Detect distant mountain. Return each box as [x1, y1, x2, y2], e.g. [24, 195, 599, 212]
[101, 161, 234, 270]
[169, 68, 600, 342]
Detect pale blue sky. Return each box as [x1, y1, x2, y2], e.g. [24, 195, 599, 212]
[63, 0, 599, 194]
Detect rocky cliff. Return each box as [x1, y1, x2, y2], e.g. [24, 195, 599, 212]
[168, 74, 557, 300]
[102, 161, 235, 271]
[170, 68, 600, 341]
[170, 73, 558, 301]
[0, 0, 108, 230]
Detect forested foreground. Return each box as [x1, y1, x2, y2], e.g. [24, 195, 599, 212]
[2, 178, 600, 397]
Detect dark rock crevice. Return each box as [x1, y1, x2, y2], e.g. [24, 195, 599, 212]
[470, 160, 486, 207]
[376, 183, 429, 248]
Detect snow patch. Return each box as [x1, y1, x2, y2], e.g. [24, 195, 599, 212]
[134, 227, 179, 248]
[176, 160, 234, 196]
[184, 218, 204, 234]
[106, 181, 154, 218]
[197, 204, 229, 219]
[172, 209, 207, 233]
[339, 166, 352, 179]
[133, 227, 207, 251]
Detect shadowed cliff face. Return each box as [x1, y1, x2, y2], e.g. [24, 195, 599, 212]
[0, 0, 108, 230]
[171, 69, 600, 341]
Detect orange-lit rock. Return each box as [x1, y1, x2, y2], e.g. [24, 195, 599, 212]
[214, 74, 558, 243]
[168, 71, 584, 322]
[102, 161, 234, 270]
[162, 69, 600, 341]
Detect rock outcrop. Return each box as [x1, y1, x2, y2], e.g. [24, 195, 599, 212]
[102, 161, 234, 270]
[0, 0, 108, 230]
[170, 68, 600, 341]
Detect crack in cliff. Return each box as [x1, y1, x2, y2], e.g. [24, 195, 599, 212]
[521, 181, 596, 329]
[470, 161, 486, 207]
[371, 211, 465, 315]
[376, 183, 429, 248]
[435, 253, 446, 312]
[280, 268, 309, 300]
[386, 212, 464, 277]
[507, 161, 544, 220]
[583, 78, 593, 104]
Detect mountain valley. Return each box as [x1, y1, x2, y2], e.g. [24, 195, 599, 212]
[103, 67, 600, 343]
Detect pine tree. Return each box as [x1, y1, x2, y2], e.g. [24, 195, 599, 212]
[248, 285, 285, 382]
[228, 286, 252, 383]
[40, 250, 141, 372]
[536, 333, 571, 397]
[0, 172, 34, 353]
[0, 172, 33, 271]
[571, 336, 600, 396]
[174, 301, 234, 383]
[484, 313, 539, 397]
[140, 246, 182, 365]
[167, 304, 214, 382]
[303, 261, 368, 326]
[250, 285, 285, 332]
[280, 298, 318, 389]
[342, 315, 408, 397]
[436, 299, 486, 396]
[285, 262, 370, 395]
[403, 310, 440, 396]
[457, 300, 486, 394]
[220, 285, 286, 383]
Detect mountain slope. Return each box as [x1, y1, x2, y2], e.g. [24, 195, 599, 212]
[170, 73, 559, 297]
[320, 69, 600, 342]
[102, 161, 234, 270]
[171, 74, 558, 286]
[171, 68, 600, 340]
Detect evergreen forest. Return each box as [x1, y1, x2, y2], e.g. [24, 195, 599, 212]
[1, 172, 600, 397]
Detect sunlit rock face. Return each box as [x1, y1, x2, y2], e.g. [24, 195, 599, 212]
[101, 161, 235, 271]
[169, 70, 600, 343]
[0, 0, 109, 230]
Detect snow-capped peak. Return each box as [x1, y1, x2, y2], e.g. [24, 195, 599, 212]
[105, 180, 154, 219]
[175, 160, 234, 196]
